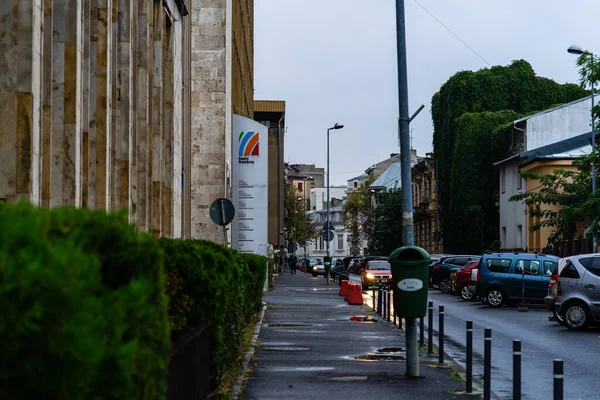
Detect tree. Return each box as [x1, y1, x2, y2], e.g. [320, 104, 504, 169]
[365, 188, 403, 256]
[509, 151, 600, 242]
[283, 183, 318, 247]
[342, 175, 377, 250]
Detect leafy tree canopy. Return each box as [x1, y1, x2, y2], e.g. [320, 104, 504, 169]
[343, 174, 377, 248]
[365, 188, 403, 256]
[284, 183, 318, 247]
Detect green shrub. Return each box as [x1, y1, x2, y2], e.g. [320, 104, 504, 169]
[159, 239, 266, 387]
[0, 202, 170, 400]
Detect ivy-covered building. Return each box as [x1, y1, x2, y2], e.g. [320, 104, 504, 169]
[412, 155, 439, 254]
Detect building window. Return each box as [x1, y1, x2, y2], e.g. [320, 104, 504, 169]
[516, 169, 522, 190]
[338, 234, 343, 250]
[501, 170, 505, 193]
[320, 236, 323, 250]
[354, 181, 358, 188]
[298, 182, 303, 191]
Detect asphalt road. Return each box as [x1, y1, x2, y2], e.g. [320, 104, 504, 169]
[426, 290, 600, 400]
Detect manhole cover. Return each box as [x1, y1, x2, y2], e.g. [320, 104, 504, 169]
[263, 346, 310, 352]
[376, 347, 405, 354]
[353, 354, 405, 361]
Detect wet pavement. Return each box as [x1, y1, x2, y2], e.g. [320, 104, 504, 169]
[242, 272, 480, 400]
[426, 290, 600, 400]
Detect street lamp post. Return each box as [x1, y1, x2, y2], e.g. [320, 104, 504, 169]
[568, 44, 597, 251]
[301, 175, 314, 274]
[326, 123, 344, 259]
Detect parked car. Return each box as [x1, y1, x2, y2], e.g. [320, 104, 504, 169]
[554, 253, 600, 330]
[431, 255, 481, 293]
[331, 258, 351, 282]
[475, 252, 558, 307]
[544, 258, 568, 324]
[428, 254, 454, 287]
[360, 259, 392, 289]
[455, 260, 481, 300]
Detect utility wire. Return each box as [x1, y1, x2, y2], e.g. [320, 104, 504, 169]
[412, 0, 492, 67]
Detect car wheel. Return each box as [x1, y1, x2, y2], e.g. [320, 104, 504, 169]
[553, 309, 565, 325]
[439, 278, 452, 293]
[460, 286, 474, 301]
[564, 303, 589, 330]
[486, 288, 505, 308]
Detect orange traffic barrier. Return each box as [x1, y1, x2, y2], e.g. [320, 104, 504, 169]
[339, 280, 349, 297]
[348, 283, 364, 305]
[344, 282, 353, 302]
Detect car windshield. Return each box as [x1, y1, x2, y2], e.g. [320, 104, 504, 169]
[316, 259, 323, 265]
[368, 262, 390, 270]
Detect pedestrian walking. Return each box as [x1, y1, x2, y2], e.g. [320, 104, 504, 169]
[290, 255, 297, 275]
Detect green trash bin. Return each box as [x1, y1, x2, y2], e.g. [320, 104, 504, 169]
[389, 246, 430, 318]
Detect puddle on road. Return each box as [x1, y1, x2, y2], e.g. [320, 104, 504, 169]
[376, 347, 405, 354]
[328, 376, 368, 382]
[336, 315, 378, 323]
[268, 366, 335, 372]
[267, 323, 314, 327]
[350, 346, 406, 361]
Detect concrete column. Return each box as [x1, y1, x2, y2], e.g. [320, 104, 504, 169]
[80, 0, 91, 207]
[93, 0, 111, 210]
[116, 0, 132, 212]
[162, 19, 174, 238]
[129, 0, 137, 223]
[0, 0, 43, 203]
[41, 0, 53, 207]
[109, 0, 118, 211]
[190, 0, 228, 241]
[51, 0, 82, 207]
[151, 0, 163, 237]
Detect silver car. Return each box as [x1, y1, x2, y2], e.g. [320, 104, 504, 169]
[554, 253, 600, 330]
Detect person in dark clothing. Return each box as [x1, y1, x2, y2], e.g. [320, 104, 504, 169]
[290, 255, 297, 275]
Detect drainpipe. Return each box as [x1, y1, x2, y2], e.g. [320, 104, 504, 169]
[277, 114, 285, 257]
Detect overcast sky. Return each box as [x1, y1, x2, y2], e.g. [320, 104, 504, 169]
[254, 0, 600, 186]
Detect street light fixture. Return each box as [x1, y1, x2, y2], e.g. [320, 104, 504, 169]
[326, 123, 344, 261]
[568, 44, 597, 251]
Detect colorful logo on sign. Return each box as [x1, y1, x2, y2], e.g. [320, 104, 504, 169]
[238, 131, 259, 157]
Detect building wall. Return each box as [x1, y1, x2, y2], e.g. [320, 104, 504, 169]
[521, 159, 582, 251]
[412, 157, 439, 253]
[0, 0, 188, 238]
[310, 186, 347, 211]
[498, 159, 526, 250]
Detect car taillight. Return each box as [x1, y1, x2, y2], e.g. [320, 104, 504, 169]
[433, 265, 440, 270]
[548, 273, 558, 288]
[477, 268, 481, 282]
[557, 280, 562, 297]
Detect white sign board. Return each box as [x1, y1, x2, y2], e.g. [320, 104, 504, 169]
[232, 114, 269, 256]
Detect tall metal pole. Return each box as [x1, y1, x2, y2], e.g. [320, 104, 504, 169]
[591, 53, 597, 252]
[277, 115, 284, 259]
[435, 158, 440, 253]
[326, 128, 331, 257]
[395, 0, 418, 377]
[304, 184, 307, 272]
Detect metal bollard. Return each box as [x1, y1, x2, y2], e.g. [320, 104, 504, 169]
[428, 301, 433, 354]
[387, 289, 392, 321]
[553, 359, 563, 400]
[513, 340, 521, 400]
[394, 309, 397, 325]
[378, 288, 383, 316]
[438, 306, 444, 365]
[466, 320, 473, 393]
[484, 328, 492, 400]
[419, 316, 424, 346]
[382, 289, 387, 319]
[372, 289, 376, 311]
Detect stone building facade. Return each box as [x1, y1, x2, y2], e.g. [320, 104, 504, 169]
[412, 155, 440, 254]
[0, 0, 258, 244]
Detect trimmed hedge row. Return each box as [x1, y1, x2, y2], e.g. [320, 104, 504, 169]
[0, 202, 267, 398]
[160, 239, 267, 386]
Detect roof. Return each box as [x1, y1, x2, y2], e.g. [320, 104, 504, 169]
[254, 100, 286, 113]
[513, 95, 593, 124]
[519, 150, 587, 168]
[368, 163, 401, 191]
[493, 130, 592, 167]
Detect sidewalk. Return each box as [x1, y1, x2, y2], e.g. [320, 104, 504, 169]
[242, 272, 481, 400]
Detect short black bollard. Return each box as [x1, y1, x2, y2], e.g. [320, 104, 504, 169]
[438, 305, 444, 365]
[466, 320, 473, 393]
[386, 290, 392, 321]
[428, 301, 433, 354]
[394, 309, 397, 325]
[377, 288, 383, 316]
[382, 289, 387, 319]
[513, 340, 521, 400]
[419, 316, 424, 346]
[373, 289, 376, 311]
[553, 359, 563, 400]
[484, 328, 492, 400]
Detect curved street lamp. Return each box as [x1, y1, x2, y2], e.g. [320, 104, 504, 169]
[326, 123, 344, 259]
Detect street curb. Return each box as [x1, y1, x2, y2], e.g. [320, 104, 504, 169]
[230, 302, 268, 400]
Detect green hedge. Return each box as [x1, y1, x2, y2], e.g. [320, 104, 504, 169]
[160, 239, 267, 387]
[0, 202, 170, 400]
